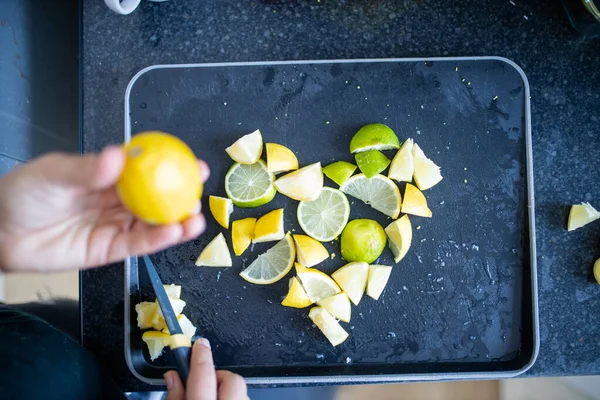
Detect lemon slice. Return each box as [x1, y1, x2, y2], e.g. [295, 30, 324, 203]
[195, 233, 233, 267]
[231, 217, 257, 256]
[296, 264, 341, 303]
[323, 161, 357, 186]
[567, 202, 600, 231]
[297, 187, 350, 242]
[225, 160, 276, 208]
[142, 331, 171, 361]
[308, 307, 349, 347]
[163, 284, 182, 299]
[209, 196, 234, 229]
[318, 292, 351, 323]
[293, 234, 329, 267]
[274, 162, 323, 201]
[367, 265, 393, 300]
[385, 215, 412, 263]
[355, 150, 391, 178]
[225, 129, 263, 164]
[281, 277, 313, 308]
[331, 261, 369, 306]
[388, 138, 414, 182]
[412, 143, 443, 190]
[266, 143, 299, 174]
[401, 183, 432, 218]
[340, 174, 401, 219]
[162, 314, 197, 339]
[349, 123, 400, 153]
[594, 258, 600, 285]
[135, 301, 156, 329]
[254, 208, 285, 243]
[240, 234, 296, 284]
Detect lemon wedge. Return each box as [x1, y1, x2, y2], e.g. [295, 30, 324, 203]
[594, 258, 600, 285]
[209, 196, 234, 229]
[317, 292, 351, 323]
[296, 264, 341, 303]
[274, 162, 323, 201]
[331, 261, 369, 306]
[150, 297, 186, 331]
[281, 277, 313, 308]
[388, 138, 414, 182]
[266, 143, 299, 174]
[231, 217, 257, 256]
[322, 161, 357, 186]
[162, 314, 197, 340]
[254, 208, 285, 243]
[567, 202, 600, 231]
[195, 233, 233, 267]
[340, 174, 401, 219]
[366, 265, 393, 300]
[308, 307, 349, 347]
[225, 129, 263, 164]
[135, 301, 156, 329]
[142, 331, 171, 361]
[293, 234, 329, 267]
[412, 143, 443, 190]
[240, 234, 296, 284]
[163, 284, 182, 299]
[385, 215, 412, 263]
[401, 183, 432, 217]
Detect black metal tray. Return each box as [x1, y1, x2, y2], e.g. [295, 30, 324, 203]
[124, 58, 538, 385]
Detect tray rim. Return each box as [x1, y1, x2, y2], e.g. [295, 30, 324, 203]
[122, 56, 539, 386]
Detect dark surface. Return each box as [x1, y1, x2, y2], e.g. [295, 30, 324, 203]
[126, 59, 534, 382]
[81, 0, 600, 391]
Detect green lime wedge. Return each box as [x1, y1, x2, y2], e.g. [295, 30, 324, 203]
[349, 123, 400, 153]
[322, 161, 357, 186]
[355, 150, 390, 178]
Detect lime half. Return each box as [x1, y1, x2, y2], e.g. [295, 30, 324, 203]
[297, 187, 350, 242]
[340, 174, 401, 219]
[355, 150, 390, 178]
[225, 160, 276, 208]
[349, 123, 400, 153]
[322, 161, 357, 186]
[240, 234, 296, 284]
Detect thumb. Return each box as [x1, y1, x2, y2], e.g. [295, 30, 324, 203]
[39, 146, 125, 190]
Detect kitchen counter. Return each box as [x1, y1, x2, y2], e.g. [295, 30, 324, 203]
[81, 0, 600, 391]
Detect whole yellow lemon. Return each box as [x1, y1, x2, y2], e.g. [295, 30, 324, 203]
[117, 131, 202, 225]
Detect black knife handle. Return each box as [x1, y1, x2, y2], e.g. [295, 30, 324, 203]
[172, 345, 191, 386]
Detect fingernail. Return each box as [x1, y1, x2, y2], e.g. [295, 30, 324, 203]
[164, 372, 174, 389]
[196, 337, 211, 349]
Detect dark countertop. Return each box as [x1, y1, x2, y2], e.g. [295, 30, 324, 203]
[81, 0, 600, 391]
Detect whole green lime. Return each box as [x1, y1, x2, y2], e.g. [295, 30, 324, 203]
[340, 219, 386, 263]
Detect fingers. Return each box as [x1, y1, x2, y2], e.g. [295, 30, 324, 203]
[164, 370, 185, 400]
[216, 370, 248, 400]
[186, 338, 217, 400]
[39, 146, 125, 190]
[108, 221, 184, 262]
[181, 214, 206, 242]
[199, 160, 210, 183]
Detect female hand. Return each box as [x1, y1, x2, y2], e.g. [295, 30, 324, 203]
[165, 339, 248, 400]
[0, 147, 209, 272]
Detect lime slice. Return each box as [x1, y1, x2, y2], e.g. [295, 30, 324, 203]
[366, 265, 393, 300]
[568, 202, 600, 231]
[317, 292, 351, 323]
[388, 138, 414, 182]
[323, 161, 357, 186]
[240, 234, 296, 285]
[339, 174, 401, 218]
[225, 129, 263, 164]
[349, 123, 400, 153]
[412, 143, 443, 190]
[308, 307, 349, 347]
[224, 160, 276, 208]
[296, 264, 341, 303]
[355, 150, 391, 178]
[297, 187, 350, 242]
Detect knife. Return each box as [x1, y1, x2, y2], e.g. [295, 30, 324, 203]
[143, 255, 191, 385]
